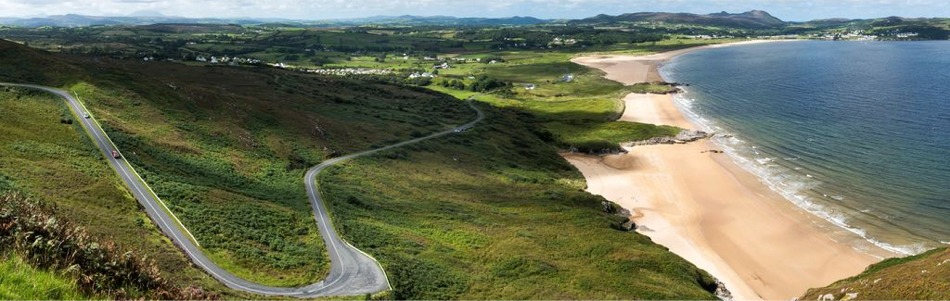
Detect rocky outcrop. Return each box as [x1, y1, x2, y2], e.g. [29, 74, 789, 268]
[675, 129, 709, 141]
[620, 219, 637, 231]
[714, 279, 733, 300]
[627, 129, 710, 146]
[602, 201, 637, 231]
[601, 200, 632, 216]
[610, 217, 638, 232]
[630, 81, 686, 94]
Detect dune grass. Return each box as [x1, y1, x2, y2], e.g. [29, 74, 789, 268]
[544, 121, 680, 151]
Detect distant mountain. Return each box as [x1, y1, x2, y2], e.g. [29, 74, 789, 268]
[2, 11, 945, 33]
[328, 15, 547, 26]
[0, 14, 546, 27]
[0, 14, 281, 27]
[571, 10, 787, 29]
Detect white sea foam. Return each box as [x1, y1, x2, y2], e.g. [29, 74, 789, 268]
[669, 90, 927, 256]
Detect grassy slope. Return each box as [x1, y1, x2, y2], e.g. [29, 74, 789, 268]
[1, 39, 720, 298]
[0, 88, 226, 294]
[800, 247, 950, 300]
[0, 253, 90, 300]
[319, 104, 718, 299]
[1, 39, 470, 288]
[78, 61, 470, 287]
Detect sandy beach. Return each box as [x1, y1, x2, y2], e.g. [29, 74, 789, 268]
[569, 40, 775, 84]
[566, 41, 894, 300]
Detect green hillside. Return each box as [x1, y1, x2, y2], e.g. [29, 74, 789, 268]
[0, 38, 470, 289]
[0, 87, 227, 296]
[0, 38, 722, 298]
[320, 105, 718, 299]
[800, 247, 950, 300]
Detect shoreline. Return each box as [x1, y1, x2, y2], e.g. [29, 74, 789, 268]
[570, 40, 791, 84]
[566, 40, 894, 300]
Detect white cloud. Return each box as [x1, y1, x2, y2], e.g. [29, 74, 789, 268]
[0, 0, 946, 20]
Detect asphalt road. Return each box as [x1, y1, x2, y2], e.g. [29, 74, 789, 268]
[2, 82, 484, 297]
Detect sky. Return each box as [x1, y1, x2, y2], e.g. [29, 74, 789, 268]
[1, 0, 947, 21]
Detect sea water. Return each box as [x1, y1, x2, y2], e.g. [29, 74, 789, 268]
[660, 40, 950, 255]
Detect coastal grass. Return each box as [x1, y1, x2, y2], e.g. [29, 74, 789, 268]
[0, 88, 225, 293]
[428, 50, 682, 151]
[0, 253, 89, 300]
[584, 37, 750, 56]
[630, 82, 681, 94]
[544, 121, 681, 151]
[800, 247, 950, 300]
[318, 104, 719, 299]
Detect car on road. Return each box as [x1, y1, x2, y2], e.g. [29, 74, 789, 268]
[83, 112, 90, 118]
[111, 150, 120, 159]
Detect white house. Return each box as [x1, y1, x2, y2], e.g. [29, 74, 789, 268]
[408, 72, 435, 79]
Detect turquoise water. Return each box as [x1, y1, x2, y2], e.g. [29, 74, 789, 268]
[660, 41, 950, 255]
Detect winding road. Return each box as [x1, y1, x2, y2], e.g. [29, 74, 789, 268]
[1, 82, 484, 297]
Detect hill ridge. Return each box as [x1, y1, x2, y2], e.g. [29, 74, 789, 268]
[570, 10, 786, 29]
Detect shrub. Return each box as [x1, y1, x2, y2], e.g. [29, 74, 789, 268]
[0, 191, 217, 299]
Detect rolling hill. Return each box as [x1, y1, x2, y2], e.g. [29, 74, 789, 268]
[0, 14, 547, 28]
[571, 10, 786, 29]
[0, 38, 723, 298]
[0, 38, 469, 292]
